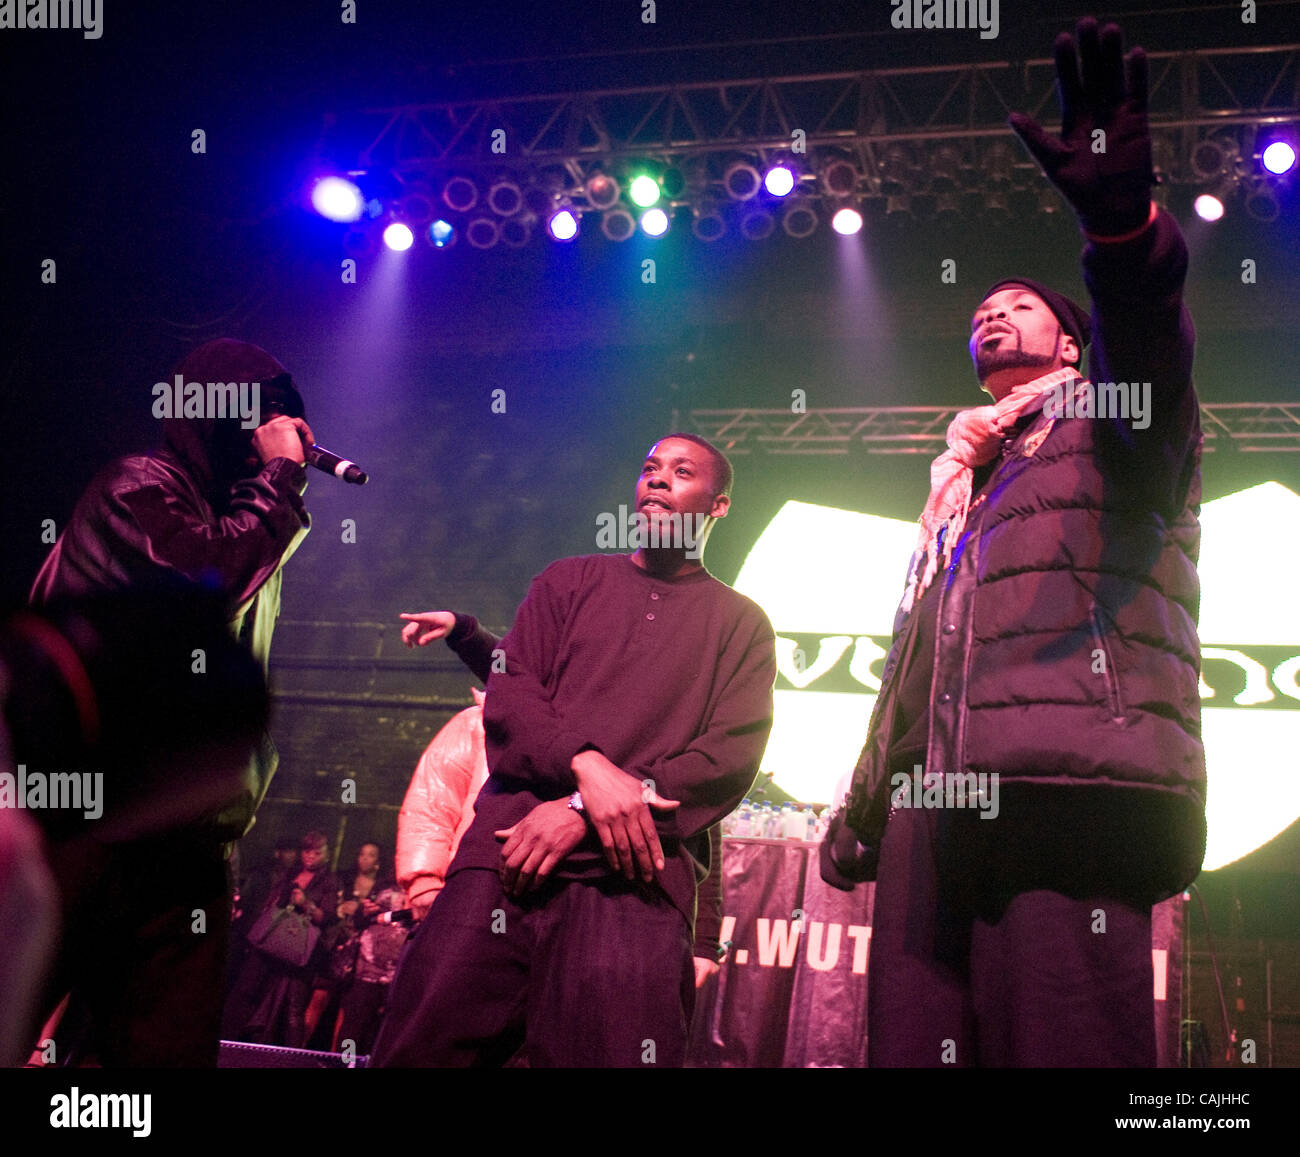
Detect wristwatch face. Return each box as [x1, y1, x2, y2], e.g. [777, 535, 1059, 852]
[568, 791, 584, 813]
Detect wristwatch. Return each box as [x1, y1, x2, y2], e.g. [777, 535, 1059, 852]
[567, 790, 585, 815]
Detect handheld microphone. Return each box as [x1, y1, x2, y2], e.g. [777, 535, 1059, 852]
[305, 444, 368, 485]
[376, 909, 414, 926]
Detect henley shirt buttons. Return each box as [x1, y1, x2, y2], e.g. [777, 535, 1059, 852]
[650, 593, 660, 600]
[942, 623, 956, 635]
[939, 692, 952, 704]
[646, 613, 656, 621]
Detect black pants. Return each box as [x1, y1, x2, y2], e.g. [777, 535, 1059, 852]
[867, 804, 1156, 1067]
[370, 869, 695, 1067]
[338, 979, 387, 1056]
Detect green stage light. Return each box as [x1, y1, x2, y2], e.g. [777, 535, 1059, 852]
[628, 174, 661, 208]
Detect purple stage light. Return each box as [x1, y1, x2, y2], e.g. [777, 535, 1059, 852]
[548, 208, 579, 241]
[640, 207, 669, 236]
[831, 207, 863, 235]
[311, 176, 365, 222]
[383, 222, 415, 251]
[1262, 141, 1296, 175]
[1194, 194, 1225, 222]
[764, 166, 795, 197]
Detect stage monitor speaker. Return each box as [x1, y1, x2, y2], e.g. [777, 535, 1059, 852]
[218, 1040, 365, 1068]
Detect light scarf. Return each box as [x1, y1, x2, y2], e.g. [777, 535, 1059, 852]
[900, 367, 1083, 613]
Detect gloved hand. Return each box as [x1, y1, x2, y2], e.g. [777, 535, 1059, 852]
[818, 808, 878, 891]
[1009, 18, 1155, 237]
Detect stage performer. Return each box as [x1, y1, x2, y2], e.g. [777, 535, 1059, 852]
[821, 18, 1205, 1067]
[28, 337, 313, 1066]
[395, 611, 726, 979]
[371, 433, 775, 1067]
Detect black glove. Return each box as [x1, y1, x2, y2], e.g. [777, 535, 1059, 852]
[818, 808, 877, 891]
[1008, 18, 1154, 236]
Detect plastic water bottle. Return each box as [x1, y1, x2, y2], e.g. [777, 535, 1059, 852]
[804, 805, 817, 840]
[733, 801, 750, 838]
[782, 803, 800, 840]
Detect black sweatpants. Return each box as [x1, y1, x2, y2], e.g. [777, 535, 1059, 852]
[370, 868, 695, 1068]
[867, 803, 1156, 1067]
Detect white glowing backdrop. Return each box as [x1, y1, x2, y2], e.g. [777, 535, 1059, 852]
[733, 484, 1300, 871]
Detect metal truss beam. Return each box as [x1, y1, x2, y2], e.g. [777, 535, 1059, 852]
[679, 402, 1300, 455]
[356, 44, 1300, 181]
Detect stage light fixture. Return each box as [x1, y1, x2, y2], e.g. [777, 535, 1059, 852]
[831, 205, 863, 235]
[524, 186, 557, 220]
[342, 227, 374, 256]
[934, 191, 961, 222]
[1194, 193, 1225, 222]
[382, 222, 414, 251]
[983, 141, 1016, 185]
[1262, 140, 1297, 176]
[399, 190, 436, 228]
[739, 207, 775, 240]
[929, 145, 965, 192]
[640, 207, 669, 236]
[466, 216, 500, 248]
[821, 158, 859, 198]
[547, 207, 579, 241]
[724, 161, 762, 201]
[311, 176, 365, 222]
[878, 145, 918, 196]
[764, 164, 795, 197]
[500, 216, 532, 247]
[1191, 132, 1239, 181]
[601, 207, 637, 241]
[1243, 178, 1280, 223]
[661, 166, 686, 199]
[781, 200, 818, 238]
[488, 179, 524, 217]
[733, 206, 769, 240]
[426, 219, 457, 249]
[983, 190, 1012, 222]
[443, 175, 479, 213]
[585, 172, 621, 210]
[629, 175, 661, 208]
[691, 204, 726, 242]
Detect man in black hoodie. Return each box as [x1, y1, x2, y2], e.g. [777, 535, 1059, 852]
[28, 338, 312, 1066]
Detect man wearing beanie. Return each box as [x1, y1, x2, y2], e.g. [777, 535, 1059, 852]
[29, 338, 313, 1066]
[822, 19, 1203, 1067]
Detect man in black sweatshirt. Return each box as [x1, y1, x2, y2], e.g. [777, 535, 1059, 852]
[371, 433, 775, 1067]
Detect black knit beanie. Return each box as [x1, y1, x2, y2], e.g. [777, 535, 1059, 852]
[982, 277, 1091, 361]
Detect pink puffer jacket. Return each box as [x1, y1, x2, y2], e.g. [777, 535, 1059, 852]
[395, 689, 489, 909]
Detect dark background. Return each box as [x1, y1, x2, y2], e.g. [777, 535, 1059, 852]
[2, 0, 1298, 1062]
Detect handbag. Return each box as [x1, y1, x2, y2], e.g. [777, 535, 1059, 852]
[246, 904, 320, 968]
[326, 925, 362, 983]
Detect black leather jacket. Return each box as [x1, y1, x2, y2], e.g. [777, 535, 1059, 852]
[31, 341, 311, 840]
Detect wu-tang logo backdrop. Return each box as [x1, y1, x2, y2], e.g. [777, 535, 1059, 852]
[734, 482, 1300, 871]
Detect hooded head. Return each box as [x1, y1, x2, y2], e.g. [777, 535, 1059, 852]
[162, 339, 305, 505]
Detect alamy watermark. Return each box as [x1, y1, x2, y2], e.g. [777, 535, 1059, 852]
[890, 765, 999, 819]
[1044, 380, 1151, 431]
[0, 1, 102, 39]
[1, 765, 103, 820]
[890, 0, 998, 39]
[152, 375, 261, 429]
[595, 504, 704, 559]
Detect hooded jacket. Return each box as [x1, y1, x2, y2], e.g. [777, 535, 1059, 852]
[825, 208, 1205, 904]
[30, 339, 311, 841]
